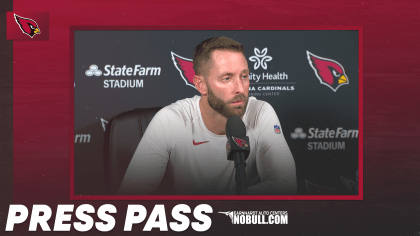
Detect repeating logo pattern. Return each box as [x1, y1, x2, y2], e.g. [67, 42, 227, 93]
[101, 118, 109, 131]
[232, 136, 248, 149]
[74, 134, 91, 143]
[171, 52, 196, 89]
[7, 12, 49, 40]
[85, 64, 103, 77]
[14, 14, 40, 38]
[249, 48, 272, 70]
[306, 51, 349, 92]
[290, 127, 307, 139]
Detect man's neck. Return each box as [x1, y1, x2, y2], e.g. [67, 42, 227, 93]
[199, 96, 228, 135]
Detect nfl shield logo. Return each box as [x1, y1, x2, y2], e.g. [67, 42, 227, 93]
[274, 125, 281, 134]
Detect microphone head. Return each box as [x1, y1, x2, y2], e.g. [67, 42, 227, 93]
[225, 116, 246, 137]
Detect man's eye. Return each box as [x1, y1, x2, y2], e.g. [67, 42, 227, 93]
[242, 75, 249, 79]
[223, 77, 230, 81]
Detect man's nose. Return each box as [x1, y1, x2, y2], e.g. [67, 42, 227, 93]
[234, 77, 245, 94]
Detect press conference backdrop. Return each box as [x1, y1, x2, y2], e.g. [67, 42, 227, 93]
[74, 30, 359, 195]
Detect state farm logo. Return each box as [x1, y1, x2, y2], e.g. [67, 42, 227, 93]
[74, 134, 91, 143]
[85, 64, 161, 77]
[84, 64, 161, 88]
[292, 127, 359, 139]
[249, 48, 272, 70]
[85, 65, 102, 76]
[291, 127, 359, 151]
[290, 127, 307, 139]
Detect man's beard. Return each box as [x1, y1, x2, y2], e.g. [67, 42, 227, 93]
[207, 86, 249, 118]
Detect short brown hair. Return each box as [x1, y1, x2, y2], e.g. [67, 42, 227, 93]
[193, 36, 245, 76]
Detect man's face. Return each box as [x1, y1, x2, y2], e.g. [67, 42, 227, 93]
[204, 50, 250, 118]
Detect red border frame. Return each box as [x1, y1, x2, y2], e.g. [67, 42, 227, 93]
[70, 26, 363, 200]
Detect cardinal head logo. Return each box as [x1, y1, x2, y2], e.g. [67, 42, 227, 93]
[232, 136, 248, 149]
[307, 51, 349, 92]
[14, 14, 41, 38]
[171, 52, 196, 89]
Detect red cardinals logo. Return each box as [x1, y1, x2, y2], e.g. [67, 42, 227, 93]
[307, 51, 349, 92]
[171, 52, 196, 89]
[14, 14, 41, 38]
[232, 136, 248, 149]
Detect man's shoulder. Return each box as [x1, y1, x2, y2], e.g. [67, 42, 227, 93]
[154, 96, 200, 125]
[244, 97, 277, 128]
[247, 96, 268, 108]
[245, 96, 273, 116]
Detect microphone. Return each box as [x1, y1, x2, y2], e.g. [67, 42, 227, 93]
[225, 116, 250, 195]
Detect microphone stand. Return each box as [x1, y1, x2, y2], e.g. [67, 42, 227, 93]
[233, 152, 248, 195]
[225, 115, 250, 195]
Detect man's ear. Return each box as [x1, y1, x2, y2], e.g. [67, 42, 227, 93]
[193, 75, 207, 95]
